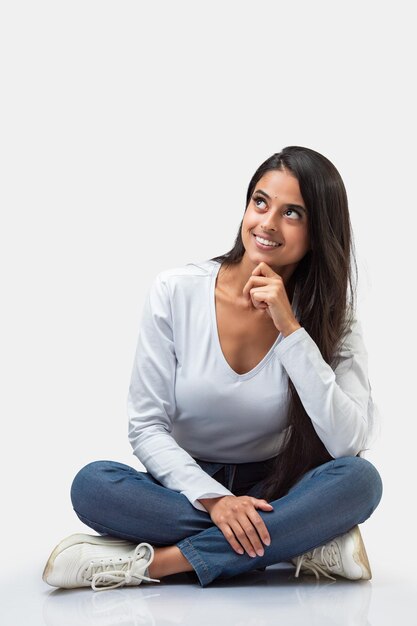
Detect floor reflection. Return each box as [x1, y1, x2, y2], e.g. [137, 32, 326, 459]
[42, 565, 372, 626]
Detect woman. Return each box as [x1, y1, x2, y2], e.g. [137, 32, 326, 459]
[43, 146, 383, 591]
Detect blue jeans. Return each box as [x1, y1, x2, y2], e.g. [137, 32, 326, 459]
[70, 456, 383, 587]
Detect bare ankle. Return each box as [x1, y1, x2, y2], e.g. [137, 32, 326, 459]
[149, 546, 194, 579]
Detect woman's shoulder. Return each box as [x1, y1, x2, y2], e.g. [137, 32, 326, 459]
[146, 259, 220, 304]
[156, 258, 219, 285]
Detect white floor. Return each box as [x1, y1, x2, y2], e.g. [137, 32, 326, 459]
[1, 557, 415, 626]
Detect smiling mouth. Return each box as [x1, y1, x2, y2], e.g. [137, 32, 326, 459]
[253, 234, 282, 248]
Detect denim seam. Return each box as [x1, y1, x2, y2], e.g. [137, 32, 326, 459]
[176, 538, 212, 587]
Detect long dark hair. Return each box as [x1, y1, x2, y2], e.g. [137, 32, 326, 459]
[210, 146, 357, 501]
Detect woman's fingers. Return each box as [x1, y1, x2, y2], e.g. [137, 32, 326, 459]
[246, 507, 271, 549]
[219, 521, 260, 557]
[219, 524, 245, 555]
[233, 519, 265, 556]
[209, 495, 274, 557]
[238, 499, 273, 555]
[227, 512, 271, 557]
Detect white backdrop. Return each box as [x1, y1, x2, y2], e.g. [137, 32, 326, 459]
[1, 0, 415, 583]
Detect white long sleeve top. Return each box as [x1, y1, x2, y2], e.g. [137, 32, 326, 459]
[127, 259, 376, 511]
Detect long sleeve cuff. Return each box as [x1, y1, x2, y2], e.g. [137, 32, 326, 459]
[183, 482, 235, 512]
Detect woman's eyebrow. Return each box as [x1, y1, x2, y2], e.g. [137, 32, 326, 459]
[253, 188, 307, 212]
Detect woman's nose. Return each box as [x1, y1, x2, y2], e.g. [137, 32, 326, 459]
[260, 212, 281, 232]
[261, 220, 278, 232]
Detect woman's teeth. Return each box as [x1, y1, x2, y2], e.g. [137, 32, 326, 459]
[255, 235, 280, 247]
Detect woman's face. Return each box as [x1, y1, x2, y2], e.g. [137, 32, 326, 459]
[241, 168, 310, 278]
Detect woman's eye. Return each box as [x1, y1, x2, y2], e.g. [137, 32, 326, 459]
[284, 208, 301, 219]
[253, 196, 267, 209]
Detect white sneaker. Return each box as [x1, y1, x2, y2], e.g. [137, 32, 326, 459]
[42, 533, 160, 591]
[291, 525, 372, 581]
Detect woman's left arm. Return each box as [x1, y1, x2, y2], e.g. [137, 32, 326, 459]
[243, 262, 373, 458]
[274, 320, 373, 458]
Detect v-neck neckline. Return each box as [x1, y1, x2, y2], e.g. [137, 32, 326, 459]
[209, 260, 284, 381]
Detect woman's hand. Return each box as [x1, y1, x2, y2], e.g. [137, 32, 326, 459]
[198, 495, 273, 557]
[242, 262, 301, 337]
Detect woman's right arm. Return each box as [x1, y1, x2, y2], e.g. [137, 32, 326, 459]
[127, 272, 234, 512]
[128, 272, 274, 557]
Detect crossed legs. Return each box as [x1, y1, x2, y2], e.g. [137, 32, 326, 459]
[71, 456, 383, 586]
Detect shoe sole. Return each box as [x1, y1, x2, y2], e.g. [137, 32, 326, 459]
[42, 533, 134, 585]
[351, 525, 372, 580]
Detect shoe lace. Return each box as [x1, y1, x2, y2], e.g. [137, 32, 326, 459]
[84, 543, 160, 591]
[294, 543, 341, 581]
